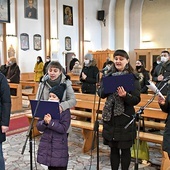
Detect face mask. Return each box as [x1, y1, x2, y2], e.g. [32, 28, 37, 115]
[106, 65, 111, 71]
[37, 59, 40, 62]
[157, 61, 161, 64]
[136, 66, 141, 70]
[8, 61, 13, 66]
[46, 59, 50, 62]
[48, 99, 59, 102]
[161, 56, 168, 63]
[84, 59, 90, 65]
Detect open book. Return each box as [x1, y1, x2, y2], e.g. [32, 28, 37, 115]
[30, 100, 60, 119]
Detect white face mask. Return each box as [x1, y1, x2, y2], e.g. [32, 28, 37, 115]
[48, 99, 59, 102]
[84, 59, 90, 65]
[106, 65, 112, 71]
[46, 59, 50, 62]
[8, 61, 13, 66]
[161, 56, 168, 63]
[157, 61, 161, 64]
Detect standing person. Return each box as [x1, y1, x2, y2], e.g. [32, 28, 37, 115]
[37, 83, 70, 170]
[102, 56, 111, 69]
[151, 55, 161, 77]
[0, 60, 10, 76]
[36, 61, 76, 133]
[0, 73, 11, 170]
[158, 94, 170, 159]
[43, 56, 51, 75]
[5, 57, 20, 95]
[135, 59, 150, 94]
[152, 50, 170, 95]
[6, 57, 20, 84]
[80, 53, 99, 94]
[99, 49, 141, 170]
[34, 56, 44, 82]
[69, 54, 79, 72]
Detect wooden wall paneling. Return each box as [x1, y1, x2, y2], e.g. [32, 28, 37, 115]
[92, 49, 114, 70]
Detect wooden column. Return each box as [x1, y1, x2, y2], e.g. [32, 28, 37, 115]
[44, 0, 51, 58]
[3, 23, 7, 62]
[78, 0, 84, 64]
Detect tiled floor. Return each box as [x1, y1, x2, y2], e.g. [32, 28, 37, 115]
[4, 123, 161, 170]
[3, 95, 162, 170]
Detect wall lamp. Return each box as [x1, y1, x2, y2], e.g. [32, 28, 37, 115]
[50, 38, 59, 40]
[6, 34, 17, 37]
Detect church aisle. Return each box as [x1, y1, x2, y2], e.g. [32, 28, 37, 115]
[3, 127, 161, 170]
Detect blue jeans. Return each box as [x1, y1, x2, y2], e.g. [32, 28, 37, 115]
[0, 143, 5, 170]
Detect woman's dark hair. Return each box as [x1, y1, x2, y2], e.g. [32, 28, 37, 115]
[161, 50, 169, 55]
[137, 59, 147, 72]
[113, 49, 134, 73]
[37, 56, 43, 63]
[47, 61, 63, 71]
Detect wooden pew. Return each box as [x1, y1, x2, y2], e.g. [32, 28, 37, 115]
[70, 93, 170, 169]
[25, 114, 40, 137]
[20, 72, 35, 82]
[135, 93, 167, 130]
[67, 73, 81, 92]
[9, 83, 23, 112]
[21, 81, 39, 107]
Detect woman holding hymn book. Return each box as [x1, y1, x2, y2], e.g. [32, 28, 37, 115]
[98, 49, 141, 170]
[35, 61, 76, 134]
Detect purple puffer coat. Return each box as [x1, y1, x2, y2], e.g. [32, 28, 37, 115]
[37, 109, 71, 167]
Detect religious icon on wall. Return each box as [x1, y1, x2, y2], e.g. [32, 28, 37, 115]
[63, 5, 73, 26]
[20, 33, 29, 51]
[65, 36, 71, 51]
[33, 34, 41, 50]
[24, 0, 38, 19]
[0, 0, 10, 23]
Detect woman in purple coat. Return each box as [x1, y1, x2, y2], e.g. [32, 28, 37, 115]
[37, 83, 70, 170]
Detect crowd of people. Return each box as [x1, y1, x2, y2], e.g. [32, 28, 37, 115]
[0, 50, 170, 169]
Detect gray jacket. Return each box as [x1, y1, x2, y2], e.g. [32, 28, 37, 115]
[36, 73, 76, 133]
[36, 73, 76, 111]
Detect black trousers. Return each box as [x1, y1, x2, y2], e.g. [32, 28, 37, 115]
[110, 147, 131, 170]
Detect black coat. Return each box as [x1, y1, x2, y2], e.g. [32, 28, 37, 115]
[137, 70, 150, 94]
[159, 94, 170, 156]
[0, 73, 11, 143]
[6, 63, 20, 83]
[101, 74, 141, 148]
[80, 64, 99, 94]
[152, 61, 170, 95]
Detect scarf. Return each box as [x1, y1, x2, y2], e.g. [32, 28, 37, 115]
[102, 71, 128, 121]
[46, 74, 62, 87]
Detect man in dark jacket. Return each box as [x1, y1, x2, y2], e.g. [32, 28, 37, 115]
[152, 50, 170, 95]
[0, 73, 11, 170]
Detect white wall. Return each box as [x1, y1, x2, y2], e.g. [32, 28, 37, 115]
[17, 0, 45, 73]
[57, 0, 79, 68]
[142, 0, 170, 48]
[84, 0, 103, 54]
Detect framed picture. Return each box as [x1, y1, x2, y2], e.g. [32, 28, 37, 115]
[65, 36, 71, 51]
[24, 0, 38, 19]
[33, 34, 41, 50]
[20, 33, 29, 51]
[0, 0, 10, 23]
[63, 5, 73, 26]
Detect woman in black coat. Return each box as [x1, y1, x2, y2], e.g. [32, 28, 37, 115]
[99, 50, 141, 170]
[135, 59, 150, 94]
[80, 53, 99, 94]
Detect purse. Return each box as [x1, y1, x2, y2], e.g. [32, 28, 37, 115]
[131, 139, 149, 161]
